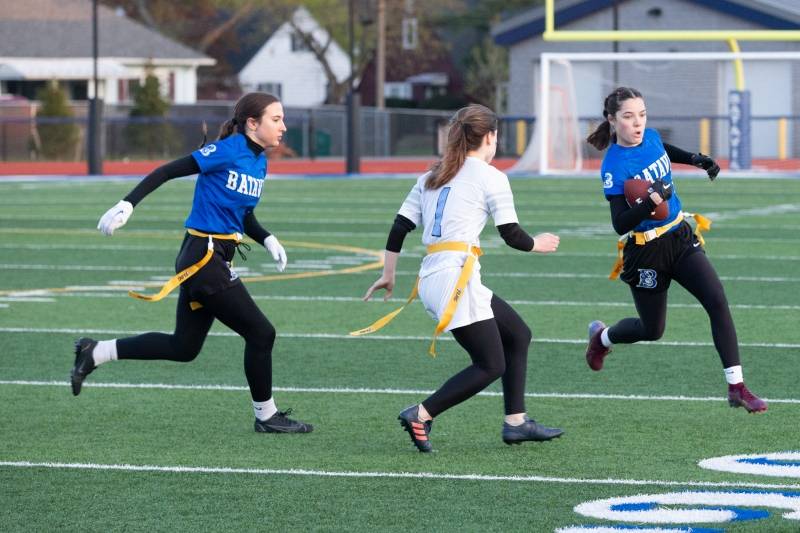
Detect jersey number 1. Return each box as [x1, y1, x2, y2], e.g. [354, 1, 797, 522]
[431, 187, 451, 237]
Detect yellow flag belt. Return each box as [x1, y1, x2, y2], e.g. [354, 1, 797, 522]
[609, 212, 712, 280]
[350, 241, 483, 357]
[128, 229, 242, 302]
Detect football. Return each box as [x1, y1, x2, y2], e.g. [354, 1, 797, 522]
[624, 179, 669, 220]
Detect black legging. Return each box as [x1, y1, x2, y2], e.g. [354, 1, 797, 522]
[608, 250, 740, 368]
[421, 295, 532, 418]
[116, 283, 275, 401]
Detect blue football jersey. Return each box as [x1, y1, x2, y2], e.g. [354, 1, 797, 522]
[600, 128, 682, 233]
[186, 133, 267, 234]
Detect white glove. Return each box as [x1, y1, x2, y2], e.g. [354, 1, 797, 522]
[263, 235, 287, 272]
[97, 200, 134, 236]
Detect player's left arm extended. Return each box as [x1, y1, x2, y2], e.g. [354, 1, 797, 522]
[664, 143, 720, 180]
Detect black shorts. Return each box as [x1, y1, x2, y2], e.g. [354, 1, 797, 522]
[175, 232, 243, 300]
[619, 221, 704, 293]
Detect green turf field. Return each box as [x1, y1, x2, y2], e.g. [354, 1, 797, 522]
[1, 175, 798, 532]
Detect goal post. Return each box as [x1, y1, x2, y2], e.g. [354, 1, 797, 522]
[517, 51, 800, 176]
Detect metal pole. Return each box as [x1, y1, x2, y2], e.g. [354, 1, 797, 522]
[376, 0, 385, 110]
[612, 0, 619, 86]
[345, 0, 360, 173]
[87, 0, 103, 174]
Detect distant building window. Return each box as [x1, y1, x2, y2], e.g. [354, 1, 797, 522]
[257, 82, 282, 99]
[291, 32, 310, 52]
[402, 18, 418, 50]
[385, 82, 412, 100]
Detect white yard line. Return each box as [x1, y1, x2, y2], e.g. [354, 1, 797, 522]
[1, 327, 798, 349]
[1, 460, 799, 490]
[2, 263, 798, 282]
[40, 292, 800, 311]
[1, 380, 798, 405]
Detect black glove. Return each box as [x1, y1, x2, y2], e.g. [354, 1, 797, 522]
[691, 153, 720, 181]
[647, 179, 673, 202]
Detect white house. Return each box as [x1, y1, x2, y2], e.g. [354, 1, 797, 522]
[0, 0, 215, 104]
[238, 7, 351, 107]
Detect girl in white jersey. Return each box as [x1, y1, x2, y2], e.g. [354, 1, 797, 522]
[362, 104, 564, 452]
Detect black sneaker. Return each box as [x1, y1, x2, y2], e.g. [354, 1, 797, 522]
[502, 417, 564, 445]
[71, 337, 98, 396]
[254, 409, 313, 433]
[398, 404, 433, 453]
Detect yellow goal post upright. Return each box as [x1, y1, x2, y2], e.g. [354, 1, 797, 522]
[524, 0, 800, 176]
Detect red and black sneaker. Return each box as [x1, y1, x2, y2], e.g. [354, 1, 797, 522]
[398, 404, 433, 453]
[586, 320, 611, 371]
[728, 383, 768, 413]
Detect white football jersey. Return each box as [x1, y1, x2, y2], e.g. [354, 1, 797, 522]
[397, 156, 520, 330]
[398, 156, 519, 278]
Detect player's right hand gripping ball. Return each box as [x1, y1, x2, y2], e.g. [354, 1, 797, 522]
[624, 178, 668, 220]
[647, 178, 673, 201]
[692, 153, 720, 180]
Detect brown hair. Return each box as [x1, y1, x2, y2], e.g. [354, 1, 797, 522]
[217, 92, 280, 140]
[586, 87, 643, 150]
[426, 104, 498, 190]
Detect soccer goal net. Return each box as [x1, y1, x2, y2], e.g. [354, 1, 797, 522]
[512, 51, 800, 176]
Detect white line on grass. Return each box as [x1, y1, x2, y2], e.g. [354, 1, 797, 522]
[3, 263, 799, 282]
[395, 270, 800, 283]
[2, 460, 800, 490]
[4, 242, 798, 261]
[48, 292, 800, 311]
[2, 380, 798, 404]
[2, 327, 798, 349]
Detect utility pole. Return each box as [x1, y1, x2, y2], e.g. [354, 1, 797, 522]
[346, 0, 361, 174]
[87, 0, 103, 174]
[612, 0, 620, 86]
[376, 0, 385, 109]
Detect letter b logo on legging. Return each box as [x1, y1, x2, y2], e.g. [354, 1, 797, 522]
[636, 269, 658, 289]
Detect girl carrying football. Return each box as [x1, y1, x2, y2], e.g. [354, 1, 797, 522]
[584, 86, 766, 413]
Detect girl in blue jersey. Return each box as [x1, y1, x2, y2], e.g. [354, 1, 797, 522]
[584, 87, 766, 413]
[71, 92, 313, 433]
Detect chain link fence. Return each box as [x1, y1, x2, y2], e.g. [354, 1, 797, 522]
[2, 100, 799, 170]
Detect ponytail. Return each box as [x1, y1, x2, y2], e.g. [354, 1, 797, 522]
[586, 119, 612, 151]
[426, 104, 497, 190]
[216, 92, 280, 141]
[427, 125, 468, 189]
[217, 118, 239, 140]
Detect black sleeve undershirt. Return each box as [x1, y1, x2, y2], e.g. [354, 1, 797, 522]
[385, 214, 417, 253]
[243, 209, 270, 243]
[123, 155, 200, 207]
[663, 143, 695, 165]
[497, 222, 534, 252]
[608, 194, 658, 235]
